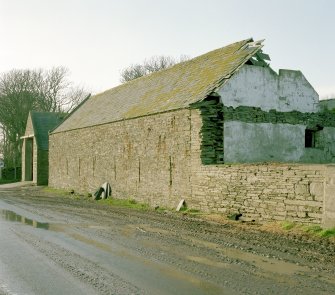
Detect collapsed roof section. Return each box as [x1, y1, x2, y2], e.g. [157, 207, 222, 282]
[53, 38, 264, 133]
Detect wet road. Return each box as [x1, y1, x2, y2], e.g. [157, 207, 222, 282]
[0, 184, 334, 294]
[0, 202, 223, 295]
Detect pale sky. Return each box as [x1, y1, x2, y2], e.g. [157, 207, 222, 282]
[0, 0, 334, 98]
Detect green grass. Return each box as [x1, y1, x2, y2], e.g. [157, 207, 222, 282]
[281, 221, 296, 230]
[281, 221, 335, 239]
[98, 198, 149, 210]
[318, 228, 335, 238]
[303, 225, 335, 238]
[42, 187, 149, 210]
[155, 206, 168, 212]
[303, 225, 323, 234]
[42, 187, 71, 196]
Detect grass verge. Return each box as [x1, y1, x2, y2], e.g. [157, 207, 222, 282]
[42, 187, 71, 196]
[98, 198, 149, 210]
[179, 207, 202, 215]
[42, 187, 149, 209]
[281, 221, 335, 239]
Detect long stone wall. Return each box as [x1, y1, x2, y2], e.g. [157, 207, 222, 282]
[49, 109, 193, 208]
[190, 163, 325, 224]
[49, 107, 335, 227]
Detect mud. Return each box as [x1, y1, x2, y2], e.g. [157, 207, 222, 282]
[0, 185, 334, 294]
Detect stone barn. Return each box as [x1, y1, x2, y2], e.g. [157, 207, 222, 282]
[21, 111, 64, 185]
[49, 39, 335, 227]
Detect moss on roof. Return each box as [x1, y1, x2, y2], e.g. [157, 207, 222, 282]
[53, 38, 262, 133]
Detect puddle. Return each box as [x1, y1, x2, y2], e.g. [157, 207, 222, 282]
[0, 208, 115, 252]
[68, 232, 114, 253]
[187, 236, 310, 276]
[187, 255, 231, 269]
[0, 209, 227, 294]
[0, 209, 49, 230]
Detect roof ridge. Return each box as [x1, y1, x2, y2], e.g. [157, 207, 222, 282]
[52, 38, 263, 133]
[94, 38, 255, 98]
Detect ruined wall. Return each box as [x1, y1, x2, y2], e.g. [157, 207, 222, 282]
[224, 121, 335, 163]
[218, 65, 319, 113]
[213, 65, 335, 163]
[49, 109, 192, 208]
[224, 122, 307, 163]
[193, 100, 335, 164]
[190, 109, 328, 225]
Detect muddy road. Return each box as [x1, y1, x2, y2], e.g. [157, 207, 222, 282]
[0, 184, 334, 295]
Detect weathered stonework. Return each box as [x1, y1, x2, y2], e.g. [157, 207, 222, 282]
[48, 41, 335, 228]
[223, 105, 335, 127]
[49, 109, 193, 208]
[49, 108, 335, 227]
[189, 109, 327, 224]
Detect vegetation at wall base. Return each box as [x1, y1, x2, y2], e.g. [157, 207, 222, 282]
[281, 221, 335, 239]
[98, 198, 149, 210]
[281, 221, 295, 230]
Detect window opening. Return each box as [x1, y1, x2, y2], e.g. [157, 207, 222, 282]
[305, 129, 314, 148]
[305, 125, 323, 148]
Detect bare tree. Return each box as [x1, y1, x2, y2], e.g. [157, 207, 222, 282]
[0, 126, 4, 159]
[120, 55, 190, 83]
[0, 67, 87, 173]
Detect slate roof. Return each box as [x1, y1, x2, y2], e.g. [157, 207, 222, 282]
[30, 112, 65, 150]
[53, 38, 263, 133]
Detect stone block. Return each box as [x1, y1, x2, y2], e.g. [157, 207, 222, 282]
[294, 184, 309, 194]
[309, 182, 324, 197]
[286, 212, 297, 217]
[273, 215, 286, 221]
[307, 212, 322, 219]
[285, 205, 297, 211]
[297, 211, 307, 218]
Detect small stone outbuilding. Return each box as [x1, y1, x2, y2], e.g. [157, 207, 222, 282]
[21, 111, 64, 185]
[49, 39, 335, 227]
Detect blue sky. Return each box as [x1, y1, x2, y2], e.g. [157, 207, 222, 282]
[0, 0, 334, 98]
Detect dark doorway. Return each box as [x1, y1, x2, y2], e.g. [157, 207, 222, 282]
[25, 138, 33, 181]
[305, 125, 323, 148]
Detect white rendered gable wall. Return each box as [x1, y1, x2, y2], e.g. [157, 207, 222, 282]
[216, 65, 335, 163]
[218, 64, 319, 113]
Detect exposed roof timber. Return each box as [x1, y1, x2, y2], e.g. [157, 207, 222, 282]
[212, 40, 264, 93]
[241, 39, 264, 50]
[248, 48, 271, 67]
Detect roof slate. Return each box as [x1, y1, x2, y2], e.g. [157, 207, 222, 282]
[30, 112, 65, 150]
[53, 38, 262, 133]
